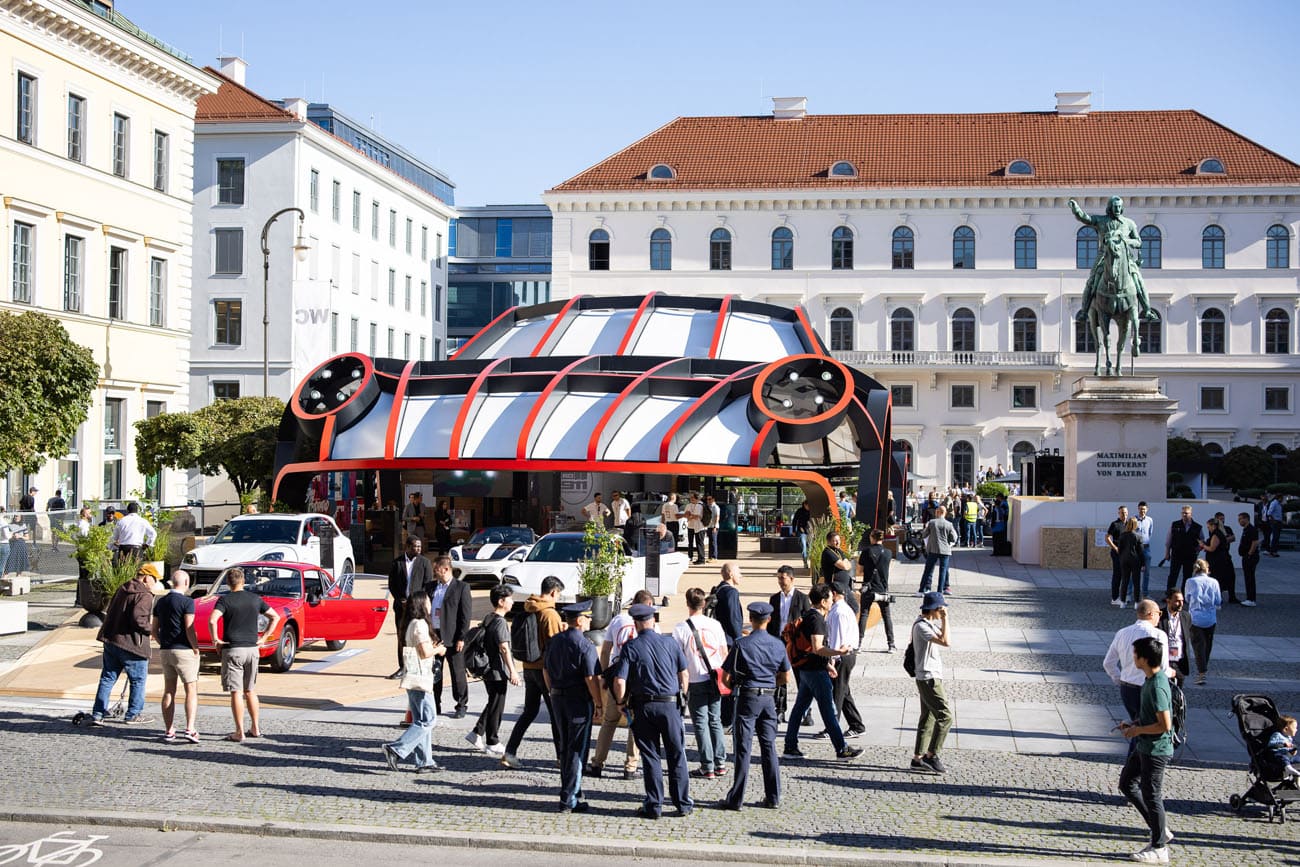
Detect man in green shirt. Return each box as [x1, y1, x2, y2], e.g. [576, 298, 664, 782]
[1118, 636, 1174, 863]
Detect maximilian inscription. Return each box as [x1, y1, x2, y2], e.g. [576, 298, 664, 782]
[1095, 451, 1149, 478]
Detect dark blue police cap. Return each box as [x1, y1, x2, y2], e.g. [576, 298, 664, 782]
[747, 601, 774, 618]
[561, 601, 592, 619]
[628, 603, 657, 621]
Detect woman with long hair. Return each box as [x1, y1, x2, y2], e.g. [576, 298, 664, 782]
[381, 591, 445, 772]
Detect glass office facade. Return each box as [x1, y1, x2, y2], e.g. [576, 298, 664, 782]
[447, 205, 551, 354]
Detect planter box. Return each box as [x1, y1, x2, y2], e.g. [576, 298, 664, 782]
[1, 574, 30, 595]
[0, 599, 27, 635]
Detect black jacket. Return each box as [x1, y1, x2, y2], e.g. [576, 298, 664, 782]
[766, 588, 810, 638]
[1168, 519, 1203, 559]
[387, 553, 433, 601]
[860, 544, 892, 595]
[438, 578, 472, 645]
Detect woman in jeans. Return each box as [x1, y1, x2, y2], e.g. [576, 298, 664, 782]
[381, 593, 445, 773]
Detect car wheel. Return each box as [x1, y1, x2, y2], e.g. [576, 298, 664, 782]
[325, 640, 347, 651]
[270, 624, 298, 672]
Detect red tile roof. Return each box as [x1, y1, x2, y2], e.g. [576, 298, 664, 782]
[549, 110, 1300, 192]
[195, 68, 294, 122]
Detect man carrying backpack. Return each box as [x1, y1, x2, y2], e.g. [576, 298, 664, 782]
[465, 586, 518, 759]
[501, 576, 565, 769]
[909, 591, 952, 774]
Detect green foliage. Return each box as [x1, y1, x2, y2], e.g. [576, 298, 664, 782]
[1266, 482, 1300, 496]
[1221, 445, 1276, 492]
[1237, 488, 1265, 500]
[56, 522, 112, 580]
[1166, 472, 1184, 485]
[807, 515, 833, 577]
[1170, 485, 1195, 499]
[0, 311, 98, 473]
[135, 397, 285, 496]
[977, 481, 1009, 500]
[577, 520, 628, 599]
[1167, 436, 1209, 465]
[148, 509, 174, 563]
[1280, 451, 1300, 485]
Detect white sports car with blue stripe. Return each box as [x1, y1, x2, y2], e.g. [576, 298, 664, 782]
[449, 526, 538, 585]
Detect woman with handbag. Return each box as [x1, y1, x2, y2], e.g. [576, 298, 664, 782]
[381, 593, 446, 773]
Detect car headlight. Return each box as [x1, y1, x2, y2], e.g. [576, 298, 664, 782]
[182, 552, 196, 565]
[257, 614, 270, 632]
[261, 551, 285, 561]
[502, 575, 520, 587]
[509, 549, 527, 561]
[450, 549, 460, 560]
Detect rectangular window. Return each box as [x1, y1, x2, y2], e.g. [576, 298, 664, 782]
[448, 220, 457, 257]
[1264, 387, 1290, 412]
[309, 169, 319, 213]
[435, 337, 442, 360]
[149, 258, 166, 326]
[890, 384, 915, 408]
[419, 336, 426, 360]
[388, 210, 397, 247]
[330, 312, 338, 353]
[349, 317, 358, 352]
[421, 226, 428, 261]
[950, 384, 976, 409]
[1199, 386, 1225, 412]
[152, 131, 169, 192]
[63, 235, 83, 312]
[419, 280, 427, 316]
[213, 299, 242, 345]
[405, 218, 413, 254]
[212, 381, 240, 401]
[371, 200, 380, 240]
[351, 252, 361, 295]
[67, 94, 85, 162]
[436, 233, 443, 267]
[435, 284, 442, 322]
[369, 260, 379, 300]
[404, 275, 412, 311]
[217, 158, 245, 204]
[403, 332, 411, 359]
[351, 190, 361, 231]
[387, 269, 396, 305]
[331, 180, 341, 222]
[112, 113, 130, 177]
[368, 322, 377, 356]
[16, 73, 36, 145]
[103, 397, 124, 453]
[12, 222, 33, 304]
[1011, 385, 1037, 409]
[495, 219, 513, 257]
[214, 228, 243, 275]
[386, 328, 394, 356]
[107, 247, 126, 320]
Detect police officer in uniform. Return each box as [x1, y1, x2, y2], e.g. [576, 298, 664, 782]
[717, 601, 792, 810]
[543, 602, 602, 813]
[613, 603, 694, 819]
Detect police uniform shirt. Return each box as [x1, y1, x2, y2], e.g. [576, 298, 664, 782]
[543, 626, 600, 691]
[722, 630, 789, 689]
[615, 629, 687, 698]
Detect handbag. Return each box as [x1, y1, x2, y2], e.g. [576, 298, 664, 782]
[399, 622, 435, 693]
[687, 619, 731, 697]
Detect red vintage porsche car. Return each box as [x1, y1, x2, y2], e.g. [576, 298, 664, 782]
[193, 561, 389, 672]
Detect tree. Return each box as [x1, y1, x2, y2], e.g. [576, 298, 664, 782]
[1220, 445, 1275, 493]
[135, 397, 285, 496]
[0, 311, 98, 473]
[1166, 436, 1209, 465]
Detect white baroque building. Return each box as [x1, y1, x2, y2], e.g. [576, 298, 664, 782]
[543, 95, 1300, 489]
[0, 0, 218, 507]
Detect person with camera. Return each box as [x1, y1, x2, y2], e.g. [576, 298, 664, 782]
[859, 529, 895, 651]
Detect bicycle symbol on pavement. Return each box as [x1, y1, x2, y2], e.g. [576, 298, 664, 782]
[0, 831, 108, 866]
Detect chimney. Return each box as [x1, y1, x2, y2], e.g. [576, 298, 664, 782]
[772, 96, 807, 120]
[1055, 91, 1091, 116]
[217, 56, 247, 86]
[282, 98, 308, 120]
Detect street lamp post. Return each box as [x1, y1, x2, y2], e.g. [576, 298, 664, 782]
[260, 207, 312, 397]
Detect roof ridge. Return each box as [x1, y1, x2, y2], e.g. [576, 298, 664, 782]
[196, 67, 295, 121]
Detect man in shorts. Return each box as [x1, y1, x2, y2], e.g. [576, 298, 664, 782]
[208, 568, 280, 742]
[151, 569, 200, 743]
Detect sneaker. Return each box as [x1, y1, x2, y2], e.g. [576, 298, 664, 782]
[485, 743, 506, 758]
[810, 729, 830, 740]
[183, 730, 200, 744]
[122, 714, 156, 726]
[585, 763, 603, 778]
[622, 767, 640, 780]
[464, 731, 486, 751]
[910, 757, 932, 773]
[381, 743, 399, 771]
[500, 753, 522, 769]
[1130, 847, 1169, 864]
[161, 730, 177, 743]
[782, 747, 805, 759]
[837, 746, 863, 760]
[1242, 600, 1257, 607]
[415, 763, 441, 775]
[1195, 673, 1206, 686]
[1161, 827, 1174, 845]
[88, 717, 105, 728]
[886, 646, 897, 654]
[1111, 598, 1122, 607]
[692, 768, 716, 779]
[922, 754, 946, 774]
[845, 728, 865, 738]
[714, 765, 728, 777]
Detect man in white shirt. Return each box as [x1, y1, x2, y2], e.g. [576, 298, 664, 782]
[704, 495, 721, 563]
[824, 574, 865, 738]
[610, 492, 631, 533]
[685, 494, 706, 565]
[111, 502, 157, 565]
[1102, 599, 1173, 744]
[588, 589, 653, 779]
[661, 497, 681, 548]
[1134, 501, 1155, 600]
[672, 587, 730, 777]
[582, 493, 611, 528]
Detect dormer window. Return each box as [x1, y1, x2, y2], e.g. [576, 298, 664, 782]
[1197, 157, 1226, 175]
[830, 161, 857, 177]
[649, 163, 675, 180]
[1007, 159, 1034, 176]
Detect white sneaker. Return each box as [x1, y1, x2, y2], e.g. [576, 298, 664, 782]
[464, 731, 486, 751]
[500, 752, 521, 769]
[1130, 846, 1169, 863]
[1111, 599, 1122, 607]
[485, 743, 506, 758]
[1242, 600, 1257, 607]
[1161, 827, 1174, 845]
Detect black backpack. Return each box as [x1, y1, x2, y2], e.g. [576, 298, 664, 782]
[463, 623, 491, 678]
[511, 610, 542, 663]
[902, 640, 917, 678]
[702, 582, 722, 619]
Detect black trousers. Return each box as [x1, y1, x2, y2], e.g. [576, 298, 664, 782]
[1119, 750, 1169, 848]
[1166, 554, 1195, 591]
[630, 700, 692, 814]
[433, 643, 468, 714]
[1190, 624, 1216, 675]
[858, 593, 895, 648]
[393, 600, 409, 669]
[726, 692, 780, 808]
[473, 678, 508, 745]
[505, 668, 558, 757]
[1242, 554, 1259, 602]
[831, 652, 863, 732]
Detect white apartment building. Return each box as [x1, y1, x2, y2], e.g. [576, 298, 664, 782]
[0, 0, 218, 508]
[190, 57, 454, 420]
[543, 95, 1300, 490]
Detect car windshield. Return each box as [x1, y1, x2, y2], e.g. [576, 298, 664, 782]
[526, 536, 597, 563]
[211, 518, 299, 545]
[469, 527, 534, 545]
[214, 566, 301, 597]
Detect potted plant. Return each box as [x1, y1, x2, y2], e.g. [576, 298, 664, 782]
[576, 520, 629, 630]
[56, 522, 117, 627]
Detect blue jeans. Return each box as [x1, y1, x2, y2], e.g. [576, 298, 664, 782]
[798, 532, 809, 566]
[1140, 546, 1152, 599]
[389, 689, 437, 768]
[783, 669, 845, 753]
[687, 681, 726, 771]
[919, 553, 950, 593]
[93, 643, 148, 721]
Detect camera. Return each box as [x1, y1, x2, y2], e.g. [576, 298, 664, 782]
[873, 593, 896, 604]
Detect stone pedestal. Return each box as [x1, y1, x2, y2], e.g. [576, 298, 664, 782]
[1056, 377, 1177, 504]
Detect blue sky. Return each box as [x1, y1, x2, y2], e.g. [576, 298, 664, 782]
[123, 0, 1299, 206]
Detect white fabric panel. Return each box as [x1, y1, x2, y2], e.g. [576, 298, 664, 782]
[677, 398, 756, 465]
[462, 391, 540, 458]
[475, 315, 554, 359]
[630, 308, 718, 357]
[716, 311, 806, 361]
[551, 308, 635, 356]
[531, 391, 617, 459]
[604, 394, 696, 461]
[395, 393, 464, 458]
[330, 392, 393, 460]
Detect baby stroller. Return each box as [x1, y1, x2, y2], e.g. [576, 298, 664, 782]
[1227, 694, 1300, 823]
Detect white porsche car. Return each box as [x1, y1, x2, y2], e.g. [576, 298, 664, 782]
[449, 526, 537, 586]
[500, 531, 690, 607]
[181, 513, 356, 597]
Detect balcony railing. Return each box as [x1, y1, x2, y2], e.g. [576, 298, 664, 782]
[833, 350, 1062, 368]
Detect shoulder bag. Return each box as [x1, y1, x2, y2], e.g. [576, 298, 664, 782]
[400, 620, 436, 693]
[686, 619, 731, 696]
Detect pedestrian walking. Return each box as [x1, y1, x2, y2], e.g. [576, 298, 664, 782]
[1184, 559, 1222, 687]
[826, 574, 864, 738]
[782, 584, 862, 761]
[910, 591, 953, 774]
[588, 590, 653, 779]
[1117, 636, 1176, 863]
[717, 601, 791, 811]
[465, 585, 518, 758]
[671, 588, 728, 779]
[151, 569, 200, 743]
[89, 562, 161, 727]
[767, 565, 810, 725]
[1157, 589, 1191, 689]
[381, 592, 446, 773]
[46, 489, 66, 552]
[918, 506, 958, 594]
[791, 500, 812, 570]
[1103, 600, 1172, 753]
[209, 567, 280, 742]
[1236, 512, 1260, 606]
[859, 529, 895, 650]
[502, 575, 564, 769]
[543, 601, 603, 813]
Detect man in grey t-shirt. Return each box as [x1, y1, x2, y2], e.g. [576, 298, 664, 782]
[910, 592, 952, 774]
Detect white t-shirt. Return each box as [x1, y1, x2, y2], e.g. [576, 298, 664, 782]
[685, 501, 705, 531]
[672, 614, 728, 683]
[604, 612, 638, 665]
[611, 497, 631, 527]
[583, 500, 610, 522]
[661, 501, 679, 522]
[826, 599, 857, 651]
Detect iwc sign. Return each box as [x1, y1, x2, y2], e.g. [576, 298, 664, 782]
[1094, 451, 1149, 479]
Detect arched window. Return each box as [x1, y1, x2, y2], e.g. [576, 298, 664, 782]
[588, 229, 610, 271]
[1014, 225, 1037, 269]
[1139, 310, 1162, 354]
[890, 309, 915, 352]
[891, 226, 914, 270]
[1265, 307, 1290, 354]
[1200, 308, 1226, 353]
[1202, 225, 1225, 269]
[1076, 225, 1099, 270]
[1013, 307, 1037, 352]
[1204, 442, 1224, 457]
[829, 307, 854, 351]
[1140, 225, 1162, 269]
[1197, 158, 1226, 175]
[648, 164, 675, 180]
[709, 228, 731, 271]
[1011, 441, 1037, 472]
[831, 226, 854, 270]
[1266, 224, 1291, 269]
[1074, 316, 1097, 353]
[830, 161, 857, 177]
[952, 226, 975, 269]
[1007, 160, 1034, 176]
[950, 441, 975, 488]
[951, 307, 976, 353]
[770, 227, 793, 270]
[649, 228, 671, 271]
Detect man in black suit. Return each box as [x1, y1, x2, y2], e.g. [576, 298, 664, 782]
[767, 564, 810, 724]
[1163, 505, 1204, 592]
[429, 554, 472, 718]
[387, 537, 433, 678]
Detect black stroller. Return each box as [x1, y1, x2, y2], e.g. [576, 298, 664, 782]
[1228, 694, 1300, 823]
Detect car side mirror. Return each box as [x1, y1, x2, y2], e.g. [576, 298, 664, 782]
[307, 591, 322, 606]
